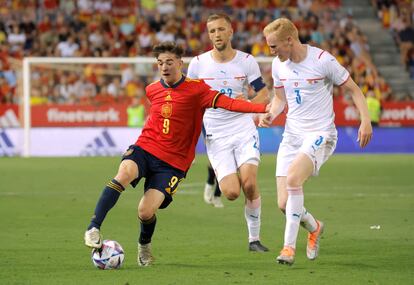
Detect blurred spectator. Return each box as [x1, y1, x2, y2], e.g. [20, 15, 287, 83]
[138, 25, 155, 53]
[157, 0, 176, 15]
[397, 20, 414, 65]
[297, 0, 313, 16]
[155, 24, 175, 43]
[233, 22, 250, 52]
[19, 14, 36, 51]
[407, 47, 414, 79]
[94, 0, 112, 14]
[55, 73, 76, 103]
[55, 34, 79, 57]
[366, 90, 382, 127]
[251, 40, 270, 56]
[60, 0, 76, 17]
[88, 28, 104, 50]
[127, 96, 145, 127]
[376, 75, 393, 101]
[7, 24, 26, 52]
[107, 77, 122, 97]
[73, 74, 97, 101]
[339, 12, 356, 31]
[0, 74, 12, 104]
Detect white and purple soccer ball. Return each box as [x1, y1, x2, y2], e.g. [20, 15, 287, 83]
[91, 240, 125, 270]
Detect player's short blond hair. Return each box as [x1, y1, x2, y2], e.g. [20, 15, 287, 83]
[207, 13, 232, 25]
[263, 18, 299, 41]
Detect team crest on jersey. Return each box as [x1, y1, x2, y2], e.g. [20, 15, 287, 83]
[161, 103, 172, 118]
[294, 82, 299, 87]
[223, 80, 227, 85]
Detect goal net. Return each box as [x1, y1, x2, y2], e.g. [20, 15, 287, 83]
[9, 56, 272, 157]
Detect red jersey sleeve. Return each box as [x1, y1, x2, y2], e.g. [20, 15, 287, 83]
[199, 81, 266, 113]
[214, 95, 266, 113]
[199, 81, 221, 108]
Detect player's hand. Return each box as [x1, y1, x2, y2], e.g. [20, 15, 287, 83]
[258, 112, 274, 128]
[357, 119, 373, 148]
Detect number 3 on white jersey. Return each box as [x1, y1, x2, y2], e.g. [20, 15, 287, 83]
[294, 89, 302, 104]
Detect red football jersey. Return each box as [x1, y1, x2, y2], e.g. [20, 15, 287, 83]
[136, 76, 266, 172]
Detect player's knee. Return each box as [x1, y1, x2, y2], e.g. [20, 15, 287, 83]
[138, 205, 155, 221]
[286, 174, 303, 188]
[222, 188, 240, 201]
[116, 162, 138, 186]
[241, 181, 257, 200]
[114, 173, 130, 188]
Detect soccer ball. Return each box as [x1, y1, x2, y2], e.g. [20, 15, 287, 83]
[91, 240, 125, 270]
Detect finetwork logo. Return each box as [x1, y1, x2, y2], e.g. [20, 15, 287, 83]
[80, 129, 122, 156]
[0, 129, 16, 156]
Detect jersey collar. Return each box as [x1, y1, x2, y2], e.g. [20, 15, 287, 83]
[160, 75, 186, 89]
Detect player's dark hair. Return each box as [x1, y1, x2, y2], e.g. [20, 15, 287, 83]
[207, 13, 232, 24]
[152, 42, 184, 59]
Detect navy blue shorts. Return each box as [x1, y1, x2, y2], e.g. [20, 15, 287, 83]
[121, 145, 186, 209]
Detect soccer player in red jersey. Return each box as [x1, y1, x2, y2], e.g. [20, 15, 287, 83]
[84, 42, 268, 266]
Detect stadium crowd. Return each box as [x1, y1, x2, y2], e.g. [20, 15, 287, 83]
[372, 0, 414, 79]
[0, 0, 412, 106]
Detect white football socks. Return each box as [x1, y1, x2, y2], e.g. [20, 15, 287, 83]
[245, 196, 261, 242]
[300, 207, 318, 233]
[284, 186, 304, 248]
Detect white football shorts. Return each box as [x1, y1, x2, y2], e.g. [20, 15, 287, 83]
[276, 131, 337, 177]
[206, 129, 260, 182]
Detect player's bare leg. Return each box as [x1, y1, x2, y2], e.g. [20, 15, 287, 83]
[219, 173, 241, 201]
[137, 189, 164, 266]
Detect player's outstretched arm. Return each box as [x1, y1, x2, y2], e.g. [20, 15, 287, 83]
[250, 87, 270, 104]
[342, 78, 373, 148]
[258, 88, 286, 128]
[214, 93, 268, 113]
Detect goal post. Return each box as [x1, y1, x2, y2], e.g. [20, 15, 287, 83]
[21, 56, 273, 157]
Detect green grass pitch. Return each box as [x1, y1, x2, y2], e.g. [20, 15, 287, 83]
[0, 154, 413, 285]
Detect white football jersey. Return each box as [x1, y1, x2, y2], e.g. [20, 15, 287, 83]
[272, 45, 349, 135]
[187, 50, 263, 137]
